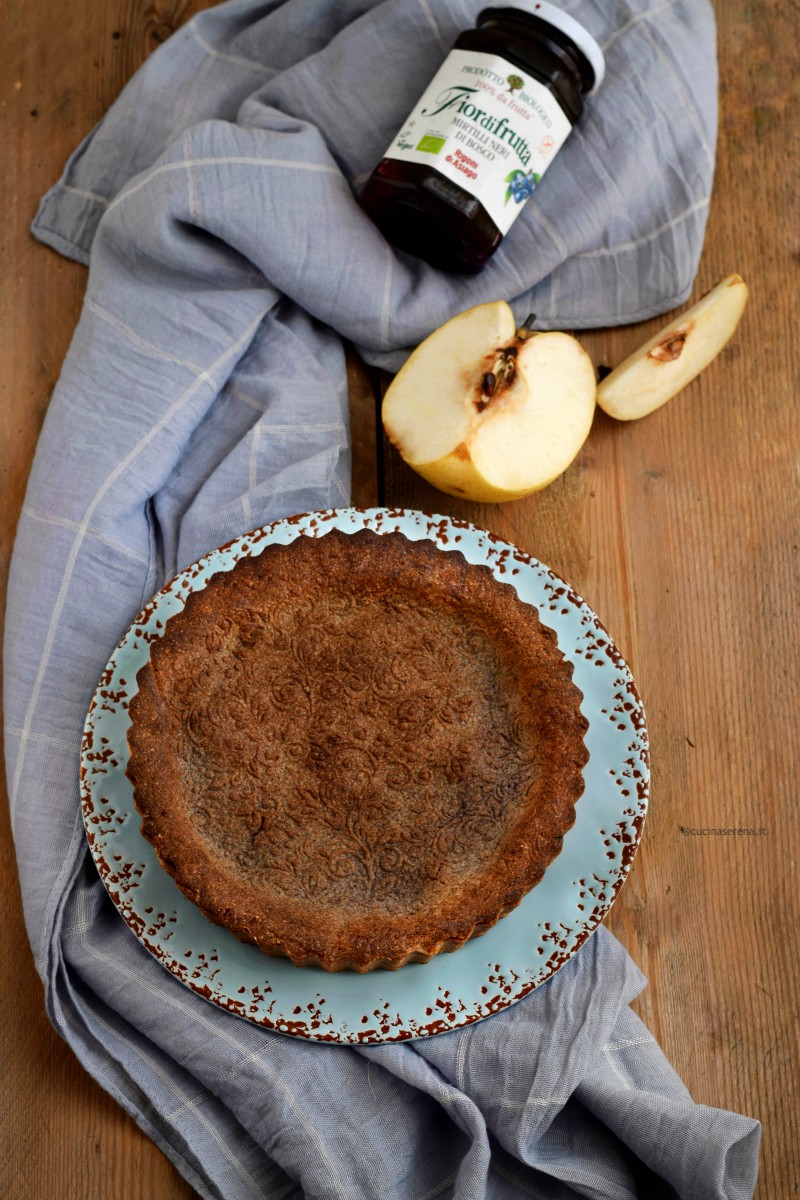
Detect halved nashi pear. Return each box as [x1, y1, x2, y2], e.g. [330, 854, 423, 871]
[383, 301, 597, 503]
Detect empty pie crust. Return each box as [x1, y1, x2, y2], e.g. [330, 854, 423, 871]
[126, 528, 589, 971]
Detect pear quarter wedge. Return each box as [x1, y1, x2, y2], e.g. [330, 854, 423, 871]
[596, 274, 749, 421]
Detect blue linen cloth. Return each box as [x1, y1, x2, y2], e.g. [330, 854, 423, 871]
[5, 0, 761, 1196]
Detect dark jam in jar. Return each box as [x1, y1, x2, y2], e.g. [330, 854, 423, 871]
[360, 1, 604, 273]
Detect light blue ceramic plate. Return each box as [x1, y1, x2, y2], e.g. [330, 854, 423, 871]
[81, 508, 648, 1043]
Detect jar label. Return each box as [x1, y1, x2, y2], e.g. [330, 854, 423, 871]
[382, 49, 573, 235]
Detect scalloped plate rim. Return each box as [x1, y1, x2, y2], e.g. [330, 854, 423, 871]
[79, 506, 649, 1044]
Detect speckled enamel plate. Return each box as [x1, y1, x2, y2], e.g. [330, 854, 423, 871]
[81, 507, 648, 1043]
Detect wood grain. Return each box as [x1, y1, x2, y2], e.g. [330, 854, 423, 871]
[1, 0, 798, 1197]
[0, 3, 208, 1198]
[379, 5, 800, 1195]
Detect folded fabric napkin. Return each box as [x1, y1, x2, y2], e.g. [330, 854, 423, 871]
[6, 0, 760, 1196]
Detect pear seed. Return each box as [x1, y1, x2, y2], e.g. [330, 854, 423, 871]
[648, 330, 689, 363]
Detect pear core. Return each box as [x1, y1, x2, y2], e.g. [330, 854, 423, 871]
[384, 302, 517, 465]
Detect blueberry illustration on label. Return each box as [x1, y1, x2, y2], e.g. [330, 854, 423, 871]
[505, 169, 540, 204]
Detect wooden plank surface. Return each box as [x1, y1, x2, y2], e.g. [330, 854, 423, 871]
[0, 6, 210, 1200]
[1, 1, 798, 1197]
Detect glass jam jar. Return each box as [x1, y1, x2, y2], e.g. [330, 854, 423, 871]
[360, 2, 605, 273]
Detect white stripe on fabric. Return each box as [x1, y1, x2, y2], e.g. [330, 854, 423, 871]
[601, 0, 679, 52]
[73, 1001, 200, 1106]
[525, 208, 568, 319]
[416, 1171, 458, 1200]
[6, 725, 80, 753]
[190, 20, 281, 75]
[62, 184, 111, 207]
[574, 197, 709, 259]
[80, 1001, 268, 1200]
[241, 423, 260, 527]
[639, 21, 715, 169]
[260, 422, 347, 435]
[37, 806, 88, 976]
[84, 297, 211, 379]
[490, 1096, 570, 1109]
[331, 472, 349, 505]
[455, 1031, 468, 1093]
[10, 306, 270, 833]
[603, 1045, 633, 1089]
[22, 505, 151, 566]
[166, 1037, 299, 1121]
[228, 384, 266, 412]
[249, 424, 261, 496]
[425, 1073, 489, 1142]
[106, 157, 343, 216]
[59, 1001, 213, 1193]
[379, 240, 394, 348]
[173, 45, 216, 141]
[548, 270, 560, 320]
[77, 930, 352, 1198]
[606, 1035, 654, 1052]
[492, 1161, 552, 1199]
[417, 0, 449, 54]
[184, 130, 202, 225]
[62, 919, 95, 936]
[533, 207, 570, 262]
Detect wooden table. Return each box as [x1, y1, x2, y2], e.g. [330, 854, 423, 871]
[2, 2, 798, 1196]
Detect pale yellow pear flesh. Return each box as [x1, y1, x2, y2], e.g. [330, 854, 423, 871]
[382, 301, 516, 465]
[468, 333, 596, 495]
[596, 274, 749, 421]
[383, 302, 597, 504]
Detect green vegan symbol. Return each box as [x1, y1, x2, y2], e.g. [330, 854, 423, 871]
[506, 74, 524, 94]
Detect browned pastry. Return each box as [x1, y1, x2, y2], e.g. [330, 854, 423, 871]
[126, 528, 589, 971]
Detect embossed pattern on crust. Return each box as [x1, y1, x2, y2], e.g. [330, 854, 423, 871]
[126, 529, 589, 972]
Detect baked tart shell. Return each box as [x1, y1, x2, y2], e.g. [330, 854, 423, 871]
[126, 529, 589, 972]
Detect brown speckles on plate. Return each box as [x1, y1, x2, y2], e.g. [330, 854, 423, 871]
[80, 507, 648, 1044]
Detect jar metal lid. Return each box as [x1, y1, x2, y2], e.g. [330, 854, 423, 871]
[481, 2, 606, 93]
